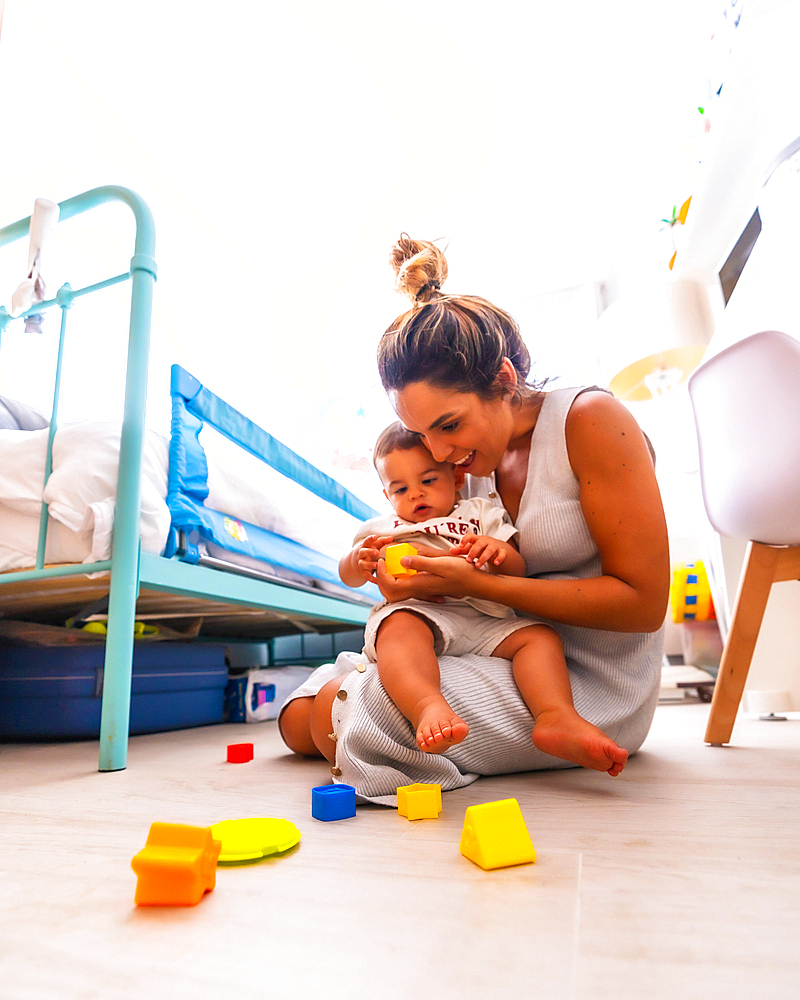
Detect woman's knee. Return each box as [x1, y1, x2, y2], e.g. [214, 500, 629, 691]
[278, 697, 320, 757]
[309, 674, 349, 764]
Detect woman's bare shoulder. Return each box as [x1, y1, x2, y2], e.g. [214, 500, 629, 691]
[564, 389, 652, 475]
[566, 387, 626, 420]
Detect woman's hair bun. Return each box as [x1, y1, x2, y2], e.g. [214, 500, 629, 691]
[390, 233, 448, 305]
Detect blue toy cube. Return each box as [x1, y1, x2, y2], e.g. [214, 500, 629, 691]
[311, 784, 356, 822]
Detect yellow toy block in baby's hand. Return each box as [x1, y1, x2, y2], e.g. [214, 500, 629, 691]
[397, 782, 442, 820]
[385, 542, 417, 577]
[460, 798, 536, 870]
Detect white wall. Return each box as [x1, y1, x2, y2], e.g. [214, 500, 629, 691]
[0, 0, 721, 485]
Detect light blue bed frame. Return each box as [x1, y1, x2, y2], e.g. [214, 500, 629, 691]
[0, 186, 377, 772]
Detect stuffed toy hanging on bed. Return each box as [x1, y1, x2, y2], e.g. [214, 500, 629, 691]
[10, 197, 59, 334]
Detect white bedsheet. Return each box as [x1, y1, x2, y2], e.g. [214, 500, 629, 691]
[0, 423, 361, 575]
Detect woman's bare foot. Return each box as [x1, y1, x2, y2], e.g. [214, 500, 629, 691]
[411, 694, 469, 753]
[531, 709, 629, 776]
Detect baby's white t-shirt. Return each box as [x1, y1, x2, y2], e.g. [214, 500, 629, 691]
[352, 497, 519, 618]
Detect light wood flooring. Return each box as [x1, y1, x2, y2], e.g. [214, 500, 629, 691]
[2, 701, 799, 1000]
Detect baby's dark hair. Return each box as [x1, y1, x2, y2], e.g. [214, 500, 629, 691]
[373, 421, 429, 468]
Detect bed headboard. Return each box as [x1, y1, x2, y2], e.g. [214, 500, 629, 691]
[0, 186, 157, 574]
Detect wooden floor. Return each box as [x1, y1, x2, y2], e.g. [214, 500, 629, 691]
[2, 701, 799, 1000]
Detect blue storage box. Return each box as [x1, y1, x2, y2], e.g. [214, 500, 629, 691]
[0, 643, 228, 740]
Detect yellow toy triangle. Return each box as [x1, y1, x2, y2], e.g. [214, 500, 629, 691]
[210, 817, 301, 864]
[460, 798, 536, 870]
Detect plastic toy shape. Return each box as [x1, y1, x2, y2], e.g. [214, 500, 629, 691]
[131, 822, 222, 906]
[227, 742, 254, 763]
[671, 561, 715, 622]
[79, 620, 159, 638]
[312, 783, 356, 821]
[209, 817, 301, 863]
[397, 782, 442, 820]
[385, 542, 417, 577]
[459, 798, 536, 871]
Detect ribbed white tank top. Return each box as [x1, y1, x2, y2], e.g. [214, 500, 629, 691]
[463, 386, 664, 734]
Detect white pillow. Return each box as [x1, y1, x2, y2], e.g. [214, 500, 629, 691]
[0, 428, 50, 517]
[43, 423, 171, 557]
[0, 395, 49, 430]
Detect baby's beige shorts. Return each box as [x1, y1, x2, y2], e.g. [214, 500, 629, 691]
[364, 599, 541, 661]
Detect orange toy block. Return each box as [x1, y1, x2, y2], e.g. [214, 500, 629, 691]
[397, 782, 442, 820]
[385, 542, 417, 577]
[131, 822, 222, 907]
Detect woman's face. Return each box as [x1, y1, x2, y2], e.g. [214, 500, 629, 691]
[391, 381, 514, 478]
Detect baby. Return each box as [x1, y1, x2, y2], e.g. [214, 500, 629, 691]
[339, 422, 629, 775]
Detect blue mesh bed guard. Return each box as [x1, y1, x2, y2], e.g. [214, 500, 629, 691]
[166, 364, 381, 602]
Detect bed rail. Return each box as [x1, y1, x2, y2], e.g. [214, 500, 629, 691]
[169, 364, 378, 522]
[165, 364, 380, 601]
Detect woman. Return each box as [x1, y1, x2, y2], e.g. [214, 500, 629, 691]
[279, 235, 669, 804]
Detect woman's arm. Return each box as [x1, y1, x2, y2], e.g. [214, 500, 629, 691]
[561, 390, 669, 630]
[380, 393, 670, 632]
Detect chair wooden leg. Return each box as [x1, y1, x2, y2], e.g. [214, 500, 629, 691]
[705, 542, 779, 746]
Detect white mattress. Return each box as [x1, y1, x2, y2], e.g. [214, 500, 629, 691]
[0, 422, 361, 579]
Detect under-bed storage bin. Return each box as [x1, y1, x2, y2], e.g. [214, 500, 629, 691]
[271, 628, 365, 664]
[0, 643, 228, 740]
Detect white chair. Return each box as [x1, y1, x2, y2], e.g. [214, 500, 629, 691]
[687, 329, 800, 745]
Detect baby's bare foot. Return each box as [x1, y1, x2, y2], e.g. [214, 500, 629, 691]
[413, 696, 469, 753]
[531, 709, 629, 776]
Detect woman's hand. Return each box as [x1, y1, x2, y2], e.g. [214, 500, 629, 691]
[375, 554, 477, 603]
[403, 543, 451, 560]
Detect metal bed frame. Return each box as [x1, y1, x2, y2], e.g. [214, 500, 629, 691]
[0, 186, 375, 772]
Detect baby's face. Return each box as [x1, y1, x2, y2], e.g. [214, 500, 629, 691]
[377, 445, 462, 523]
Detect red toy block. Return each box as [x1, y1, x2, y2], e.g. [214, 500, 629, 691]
[227, 742, 254, 763]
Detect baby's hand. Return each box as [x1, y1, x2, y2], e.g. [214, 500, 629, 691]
[449, 532, 509, 570]
[355, 534, 394, 581]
